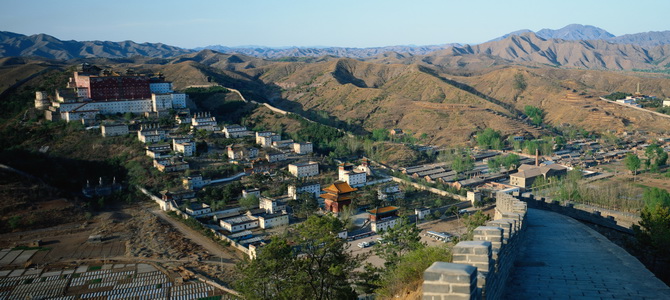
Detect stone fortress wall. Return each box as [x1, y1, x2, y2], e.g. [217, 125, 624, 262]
[422, 192, 528, 299]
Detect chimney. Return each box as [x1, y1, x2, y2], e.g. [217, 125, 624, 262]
[535, 148, 539, 166]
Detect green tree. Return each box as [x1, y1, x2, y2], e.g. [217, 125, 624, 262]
[524, 105, 545, 126]
[460, 211, 491, 241]
[374, 217, 424, 268]
[239, 194, 259, 210]
[476, 128, 503, 150]
[625, 153, 641, 181]
[371, 128, 390, 141]
[375, 244, 453, 298]
[502, 154, 521, 170]
[633, 188, 670, 271]
[487, 158, 501, 173]
[235, 238, 295, 299]
[451, 152, 474, 175]
[235, 215, 359, 300]
[645, 143, 668, 172]
[513, 73, 527, 92]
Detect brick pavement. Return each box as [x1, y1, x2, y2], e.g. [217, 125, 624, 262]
[504, 208, 670, 299]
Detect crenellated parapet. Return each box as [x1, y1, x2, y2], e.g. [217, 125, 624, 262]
[423, 192, 528, 300]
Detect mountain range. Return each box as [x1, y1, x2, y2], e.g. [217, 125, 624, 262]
[1, 24, 670, 72]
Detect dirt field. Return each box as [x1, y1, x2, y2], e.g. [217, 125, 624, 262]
[0, 202, 245, 286]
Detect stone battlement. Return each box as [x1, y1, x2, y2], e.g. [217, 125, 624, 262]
[423, 192, 527, 300]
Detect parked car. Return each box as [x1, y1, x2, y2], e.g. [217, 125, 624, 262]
[357, 241, 371, 248]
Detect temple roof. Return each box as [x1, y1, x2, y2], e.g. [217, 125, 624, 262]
[368, 206, 399, 215]
[322, 181, 357, 194]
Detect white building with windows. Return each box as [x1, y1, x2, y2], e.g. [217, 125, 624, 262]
[293, 142, 313, 154]
[173, 140, 196, 157]
[266, 152, 288, 163]
[219, 215, 259, 233]
[288, 183, 321, 200]
[259, 197, 288, 214]
[101, 124, 129, 137]
[258, 212, 289, 229]
[137, 124, 167, 143]
[338, 163, 367, 187]
[223, 125, 252, 138]
[289, 161, 319, 178]
[257, 134, 280, 148]
[192, 112, 218, 131]
[185, 202, 211, 216]
[183, 174, 210, 190]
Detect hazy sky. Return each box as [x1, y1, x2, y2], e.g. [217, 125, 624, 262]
[2, 0, 668, 48]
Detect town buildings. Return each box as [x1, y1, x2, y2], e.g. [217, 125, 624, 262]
[173, 140, 196, 157]
[185, 202, 211, 216]
[368, 206, 400, 232]
[293, 142, 313, 154]
[222, 125, 252, 138]
[191, 112, 218, 131]
[338, 163, 367, 187]
[289, 161, 319, 178]
[227, 145, 259, 160]
[101, 124, 129, 137]
[509, 164, 568, 189]
[288, 182, 321, 200]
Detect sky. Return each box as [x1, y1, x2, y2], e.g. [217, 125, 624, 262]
[2, 0, 669, 49]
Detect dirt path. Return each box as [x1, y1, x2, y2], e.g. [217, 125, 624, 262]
[149, 209, 243, 267]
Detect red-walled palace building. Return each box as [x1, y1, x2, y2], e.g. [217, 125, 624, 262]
[74, 72, 151, 101]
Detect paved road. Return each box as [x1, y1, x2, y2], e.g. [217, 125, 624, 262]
[149, 209, 243, 266]
[505, 208, 670, 300]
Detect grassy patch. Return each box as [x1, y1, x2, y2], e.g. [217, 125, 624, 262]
[88, 278, 102, 284]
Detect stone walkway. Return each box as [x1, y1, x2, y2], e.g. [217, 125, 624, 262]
[504, 208, 670, 299]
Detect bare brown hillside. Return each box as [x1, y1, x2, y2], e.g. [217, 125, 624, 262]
[3, 53, 670, 148]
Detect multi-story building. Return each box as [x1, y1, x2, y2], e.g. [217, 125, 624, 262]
[321, 181, 357, 214]
[222, 125, 252, 138]
[192, 112, 218, 131]
[266, 152, 288, 163]
[272, 139, 294, 149]
[509, 164, 567, 189]
[288, 182, 321, 200]
[101, 124, 129, 137]
[293, 142, 313, 154]
[257, 134, 280, 148]
[153, 159, 189, 173]
[368, 206, 400, 232]
[137, 125, 167, 143]
[173, 140, 196, 157]
[183, 174, 210, 190]
[39, 65, 185, 122]
[227, 145, 258, 160]
[338, 163, 367, 187]
[289, 161, 319, 178]
[146, 144, 172, 159]
[259, 196, 288, 214]
[258, 212, 289, 229]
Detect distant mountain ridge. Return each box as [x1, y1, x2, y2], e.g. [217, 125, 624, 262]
[442, 32, 670, 70]
[491, 24, 670, 48]
[194, 44, 461, 59]
[0, 31, 193, 60]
